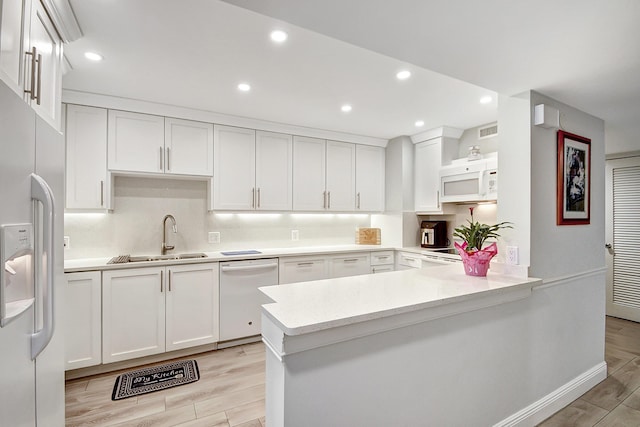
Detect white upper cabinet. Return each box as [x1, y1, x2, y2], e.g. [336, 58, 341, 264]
[65, 104, 107, 210]
[255, 131, 293, 210]
[293, 136, 326, 211]
[108, 110, 213, 176]
[213, 125, 256, 210]
[355, 145, 385, 212]
[0, 0, 63, 129]
[165, 118, 213, 176]
[214, 126, 292, 211]
[326, 140, 356, 211]
[108, 110, 165, 173]
[414, 136, 458, 213]
[293, 137, 356, 211]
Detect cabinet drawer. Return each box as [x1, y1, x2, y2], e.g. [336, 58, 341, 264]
[370, 250, 394, 266]
[279, 256, 328, 284]
[371, 265, 394, 274]
[329, 253, 370, 278]
[397, 252, 422, 269]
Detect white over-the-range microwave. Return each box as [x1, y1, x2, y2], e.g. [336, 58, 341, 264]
[439, 155, 498, 203]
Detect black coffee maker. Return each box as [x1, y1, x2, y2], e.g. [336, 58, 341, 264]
[420, 221, 447, 248]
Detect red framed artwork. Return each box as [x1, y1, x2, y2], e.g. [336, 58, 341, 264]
[557, 130, 591, 225]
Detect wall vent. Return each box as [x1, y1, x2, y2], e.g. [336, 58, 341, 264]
[478, 124, 498, 140]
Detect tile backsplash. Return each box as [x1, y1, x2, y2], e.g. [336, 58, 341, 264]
[64, 176, 371, 259]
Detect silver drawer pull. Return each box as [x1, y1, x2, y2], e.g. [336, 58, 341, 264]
[343, 258, 359, 262]
[297, 262, 314, 266]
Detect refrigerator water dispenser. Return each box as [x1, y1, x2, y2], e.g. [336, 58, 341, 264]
[1, 224, 34, 327]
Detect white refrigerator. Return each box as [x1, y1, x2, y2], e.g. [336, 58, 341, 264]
[0, 79, 65, 425]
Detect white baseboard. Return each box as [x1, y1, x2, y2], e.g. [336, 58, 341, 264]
[495, 361, 607, 427]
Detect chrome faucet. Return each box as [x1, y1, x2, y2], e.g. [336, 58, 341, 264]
[161, 214, 177, 255]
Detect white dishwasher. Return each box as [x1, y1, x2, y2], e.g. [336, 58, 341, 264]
[219, 258, 278, 341]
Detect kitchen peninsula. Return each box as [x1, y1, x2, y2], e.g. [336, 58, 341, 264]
[259, 266, 603, 426]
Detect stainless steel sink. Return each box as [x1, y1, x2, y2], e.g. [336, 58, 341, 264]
[107, 253, 207, 264]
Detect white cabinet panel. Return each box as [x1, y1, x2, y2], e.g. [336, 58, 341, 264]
[356, 145, 385, 212]
[107, 110, 165, 173]
[0, 0, 28, 95]
[213, 125, 256, 210]
[165, 263, 219, 351]
[293, 136, 326, 211]
[329, 253, 370, 278]
[256, 131, 293, 210]
[28, 0, 62, 129]
[279, 256, 329, 284]
[102, 267, 165, 363]
[414, 137, 458, 213]
[165, 118, 213, 176]
[65, 104, 107, 209]
[370, 251, 394, 266]
[65, 272, 101, 370]
[326, 140, 356, 211]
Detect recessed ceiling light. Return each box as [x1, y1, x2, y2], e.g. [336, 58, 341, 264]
[341, 104, 352, 113]
[270, 30, 288, 43]
[480, 96, 493, 104]
[84, 52, 103, 61]
[396, 70, 411, 80]
[415, 120, 425, 127]
[237, 83, 251, 92]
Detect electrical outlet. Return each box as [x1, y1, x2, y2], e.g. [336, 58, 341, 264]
[63, 236, 70, 249]
[506, 246, 519, 265]
[291, 230, 299, 241]
[208, 232, 220, 244]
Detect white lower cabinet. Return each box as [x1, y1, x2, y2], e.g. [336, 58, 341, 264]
[65, 271, 102, 370]
[329, 253, 371, 278]
[370, 250, 394, 274]
[279, 256, 329, 284]
[102, 263, 219, 364]
[396, 251, 422, 270]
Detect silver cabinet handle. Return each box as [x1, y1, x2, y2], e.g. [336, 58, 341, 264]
[24, 47, 37, 101]
[357, 192, 361, 209]
[35, 52, 42, 105]
[160, 270, 164, 292]
[343, 258, 359, 263]
[100, 180, 104, 206]
[252, 188, 256, 208]
[323, 191, 327, 209]
[166, 147, 170, 171]
[168, 270, 172, 292]
[159, 147, 163, 171]
[257, 188, 261, 208]
[328, 191, 331, 209]
[296, 262, 314, 267]
[437, 190, 440, 209]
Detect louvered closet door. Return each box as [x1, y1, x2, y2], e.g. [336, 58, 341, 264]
[606, 156, 640, 321]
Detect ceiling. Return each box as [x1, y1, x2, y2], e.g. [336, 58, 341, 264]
[63, 1, 640, 154]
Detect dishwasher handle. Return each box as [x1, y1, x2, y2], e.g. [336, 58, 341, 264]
[221, 262, 278, 272]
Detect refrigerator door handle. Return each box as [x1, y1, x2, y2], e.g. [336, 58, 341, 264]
[30, 173, 55, 360]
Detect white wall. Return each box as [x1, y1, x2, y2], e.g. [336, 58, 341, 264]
[457, 121, 499, 158]
[64, 176, 370, 259]
[529, 91, 606, 279]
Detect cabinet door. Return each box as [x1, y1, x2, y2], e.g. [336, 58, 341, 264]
[165, 118, 213, 176]
[65, 105, 107, 209]
[356, 145, 385, 211]
[165, 263, 219, 352]
[279, 256, 328, 284]
[65, 272, 101, 370]
[329, 253, 371, 278]
[326, 140, 356, 211]
[0, 0, 29, 96]
[213, 125, 256, 210]
[27, 0, 62, 129]
[256, 131, 292, 210]
[108, 110, 165, 173]
[414, 140, 442, 213]
[102, 268, 165, 363]
[293, 136, 326, 211]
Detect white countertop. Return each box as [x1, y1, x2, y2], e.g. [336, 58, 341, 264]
[63, 244, 394, 272]
[259, 264, 541, 336]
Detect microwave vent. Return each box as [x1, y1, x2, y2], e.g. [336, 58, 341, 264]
[478, 124, 498, 140]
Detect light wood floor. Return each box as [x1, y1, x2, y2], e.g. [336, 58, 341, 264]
[66, 316, 640, 426]
[65, 342, 266, 427]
